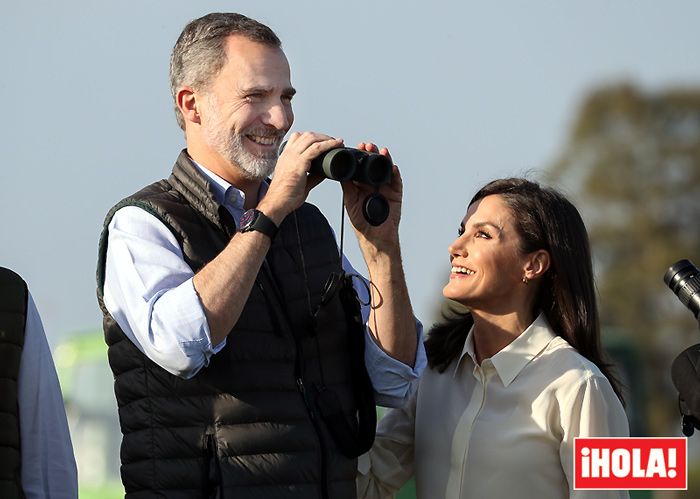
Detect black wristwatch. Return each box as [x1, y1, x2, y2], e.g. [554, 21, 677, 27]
[239, 209, 278, 240]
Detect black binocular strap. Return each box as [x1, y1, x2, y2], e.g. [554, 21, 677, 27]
[255, 260, 376, 458]
[315, 273, 377, 457]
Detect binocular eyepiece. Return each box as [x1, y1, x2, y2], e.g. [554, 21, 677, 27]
[279, 141, 393, 226]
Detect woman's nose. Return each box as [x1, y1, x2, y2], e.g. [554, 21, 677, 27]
[448, 237, 465, 257]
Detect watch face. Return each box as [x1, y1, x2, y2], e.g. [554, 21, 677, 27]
[240, 209, 256, 230]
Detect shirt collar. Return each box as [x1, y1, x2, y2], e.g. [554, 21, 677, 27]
[454, 312, 558, 387]
[191, 160, 269, 216]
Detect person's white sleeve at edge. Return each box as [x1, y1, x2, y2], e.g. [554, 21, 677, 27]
[18, 293, 78, 499]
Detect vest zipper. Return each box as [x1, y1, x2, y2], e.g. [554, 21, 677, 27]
[204, 433, 223, 499]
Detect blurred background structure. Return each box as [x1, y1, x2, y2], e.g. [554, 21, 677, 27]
[2, 1, 700, 497]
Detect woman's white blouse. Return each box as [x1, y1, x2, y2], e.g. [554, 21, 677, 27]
[357, 313, 630, 499]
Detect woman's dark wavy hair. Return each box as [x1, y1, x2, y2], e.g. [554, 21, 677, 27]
[424, 178, 624, 402]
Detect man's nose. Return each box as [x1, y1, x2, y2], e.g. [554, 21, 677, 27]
[264, 102, 293, 130]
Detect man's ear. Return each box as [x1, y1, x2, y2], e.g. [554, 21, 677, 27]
[176, 86, 201, 125]
[524, 249, 550, 281]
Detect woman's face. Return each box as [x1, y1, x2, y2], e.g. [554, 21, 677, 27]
[442, 194, 530, 313]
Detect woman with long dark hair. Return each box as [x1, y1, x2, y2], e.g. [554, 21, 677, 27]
[357, 178, 629, 499]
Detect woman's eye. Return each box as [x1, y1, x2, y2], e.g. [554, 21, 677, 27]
[457, 227, 465, 236]
[476, 230, 491, 239]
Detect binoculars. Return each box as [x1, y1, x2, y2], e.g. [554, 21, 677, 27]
[280, 142, 393, 226]
[309, 147, 393, 187]
[310, 147, 392, 226]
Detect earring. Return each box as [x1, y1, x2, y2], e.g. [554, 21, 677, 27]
[522, 276, 529, 285]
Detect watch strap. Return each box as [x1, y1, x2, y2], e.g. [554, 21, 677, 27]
[240, 209, 278, 240]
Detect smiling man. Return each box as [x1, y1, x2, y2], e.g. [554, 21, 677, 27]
[96, 12, 423, 499]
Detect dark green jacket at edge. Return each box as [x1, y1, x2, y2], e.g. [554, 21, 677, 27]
[0, 267, 27, 499]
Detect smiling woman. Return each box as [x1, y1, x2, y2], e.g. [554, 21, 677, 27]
[442, 194, 545, 327]
[357, 177, 630, 499]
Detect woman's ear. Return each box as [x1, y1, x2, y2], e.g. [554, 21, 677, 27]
[524, 250, 550, 281]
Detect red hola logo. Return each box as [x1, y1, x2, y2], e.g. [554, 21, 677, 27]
[574, 438, 687, 490]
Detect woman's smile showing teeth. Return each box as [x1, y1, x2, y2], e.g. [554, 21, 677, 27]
[451, 266, 475, 277]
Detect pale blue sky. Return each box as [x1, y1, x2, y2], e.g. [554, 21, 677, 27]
[2, 1, 699, 345]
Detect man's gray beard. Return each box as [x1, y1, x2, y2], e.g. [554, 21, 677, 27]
[208, 128, 278, 181]
[224, 131, 277, 180]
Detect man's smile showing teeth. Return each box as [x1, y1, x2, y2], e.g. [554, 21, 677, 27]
[451, 266, 475, 275]
[247, 135, 277, 146]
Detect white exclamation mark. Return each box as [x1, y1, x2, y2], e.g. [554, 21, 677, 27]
[667, 448, 677, 479]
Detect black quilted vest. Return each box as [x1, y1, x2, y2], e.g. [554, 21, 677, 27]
[96, 151, 362, 499]
[0, 267, 27, 499]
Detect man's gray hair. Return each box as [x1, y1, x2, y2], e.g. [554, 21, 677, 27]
[169, 13, 281, 130]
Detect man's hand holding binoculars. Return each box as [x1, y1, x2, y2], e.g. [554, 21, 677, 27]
[259, 131, 342, 225]
[267, 133, 399, 236]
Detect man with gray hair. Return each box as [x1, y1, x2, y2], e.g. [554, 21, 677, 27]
[97, 12, 423, 498]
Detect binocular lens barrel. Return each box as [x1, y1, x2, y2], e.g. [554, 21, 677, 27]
[353, 153, 393, 186]
[664, 259, 700, 319]
[309, 148, 356, 182]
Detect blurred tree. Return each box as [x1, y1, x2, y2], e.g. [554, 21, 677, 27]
[546, 83, 700, 436]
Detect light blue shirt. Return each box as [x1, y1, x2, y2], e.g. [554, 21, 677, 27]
[103, 162, 425, 407]
[19, 293, 78, 498]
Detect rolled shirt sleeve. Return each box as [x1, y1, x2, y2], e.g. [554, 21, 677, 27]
[103, 206, 223, 378]
[364, 327, 426, 408]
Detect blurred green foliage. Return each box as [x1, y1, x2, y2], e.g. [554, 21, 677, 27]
[547, 83, 700, 438]
[79, 482, 124, 499]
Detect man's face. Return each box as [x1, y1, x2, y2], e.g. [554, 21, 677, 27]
[199, 35, 295, 180]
